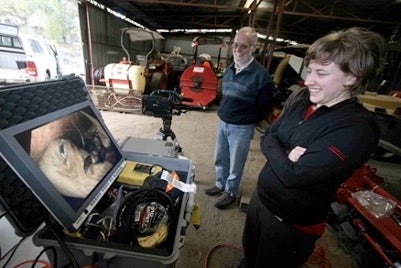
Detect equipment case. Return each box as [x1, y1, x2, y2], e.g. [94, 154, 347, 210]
[0, 77, 196, 268]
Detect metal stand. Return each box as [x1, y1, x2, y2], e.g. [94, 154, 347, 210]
[158, 115, 176, 140]
[156, 115, 182, 153]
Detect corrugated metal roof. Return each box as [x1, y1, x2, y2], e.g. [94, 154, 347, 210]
[90, 0, 401, 44]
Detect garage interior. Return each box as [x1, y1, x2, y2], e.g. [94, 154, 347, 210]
[80, 0, 401, 267]
[78, 0, 401, 87]
[1, 0, 401, 267]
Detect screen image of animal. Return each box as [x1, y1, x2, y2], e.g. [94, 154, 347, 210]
[16, 108, 119, 203]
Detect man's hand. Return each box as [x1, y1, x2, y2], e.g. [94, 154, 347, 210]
[288, 146, 306, 162]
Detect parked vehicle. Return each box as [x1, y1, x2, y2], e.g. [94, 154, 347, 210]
[0, 23, 60, 86]
[0, 23, 30, 85]
[19, 34, 60, 82]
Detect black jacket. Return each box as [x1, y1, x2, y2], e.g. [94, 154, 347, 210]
[257, 91, 379, 225]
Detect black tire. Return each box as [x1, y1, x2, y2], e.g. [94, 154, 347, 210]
[146, 71, 167, 93]
[93, 67, 105, 85]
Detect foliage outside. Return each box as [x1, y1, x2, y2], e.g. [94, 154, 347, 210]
[0, 0, 85, 77]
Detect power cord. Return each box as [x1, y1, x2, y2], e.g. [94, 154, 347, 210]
[204, 243, 243, 268]
[117, 188, 176, 247]
[0, 210, 10, 264]
[12, 259, 51, 268]
[0, 236, 26, 268]
[30, 246, 57, 268]
[0, 210, 10, 220]
[44, 214, 80, 268]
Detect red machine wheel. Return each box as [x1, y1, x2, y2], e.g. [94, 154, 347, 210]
[179, 64, 218, 108]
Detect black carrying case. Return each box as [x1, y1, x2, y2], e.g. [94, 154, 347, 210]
[0, 77, 196, 268]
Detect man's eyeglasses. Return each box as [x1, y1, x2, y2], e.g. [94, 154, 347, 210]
[232, 42, 250, 50]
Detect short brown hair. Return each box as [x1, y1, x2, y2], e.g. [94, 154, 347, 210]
[304, 27, 386, 95]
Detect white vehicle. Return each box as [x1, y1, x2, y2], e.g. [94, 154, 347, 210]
[0, 23, 60, 85]
[19, 34, 60, 82]
[0, 24, 30, 85]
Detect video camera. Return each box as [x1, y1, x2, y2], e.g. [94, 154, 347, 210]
[141, 90, 189, 146]
[141, 89, 189, 118]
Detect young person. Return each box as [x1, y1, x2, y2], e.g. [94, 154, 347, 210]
[240, 27, 386, 267]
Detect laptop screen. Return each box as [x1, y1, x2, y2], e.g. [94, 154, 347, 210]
[0, 82, 125, 232]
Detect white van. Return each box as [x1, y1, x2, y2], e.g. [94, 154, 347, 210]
[0, 23, 60, 85]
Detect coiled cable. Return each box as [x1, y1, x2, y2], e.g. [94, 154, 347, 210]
[116, 188, 176, 247]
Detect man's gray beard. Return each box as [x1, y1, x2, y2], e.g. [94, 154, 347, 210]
[234, 53, 252, 66]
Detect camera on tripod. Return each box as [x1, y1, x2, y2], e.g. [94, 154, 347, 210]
[141, 90, 189, 153]
[141, 89, 188, 118]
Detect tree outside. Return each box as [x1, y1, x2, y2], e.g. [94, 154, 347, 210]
[0, 0, 85, 78]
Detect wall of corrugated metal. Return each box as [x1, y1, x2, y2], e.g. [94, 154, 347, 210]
[79, 2, 164, 83]
[88, 8, 163, 68]
[163, 37, 232, 68]
[78, 2, 232, 84]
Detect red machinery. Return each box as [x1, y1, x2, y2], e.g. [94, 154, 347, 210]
[330, 165, 401, 267]
[179, 36, 225, 109]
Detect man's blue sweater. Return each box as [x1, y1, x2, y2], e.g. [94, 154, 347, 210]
[217, 60, 273, 125]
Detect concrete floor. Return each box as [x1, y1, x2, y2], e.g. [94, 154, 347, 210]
[100, 109, 401, 268]
[1, 108, 400, 268]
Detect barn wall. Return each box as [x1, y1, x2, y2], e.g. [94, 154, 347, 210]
[162, 36, 232, 68]
[78, 2, 237, 85]
[78, 2, 164, 84]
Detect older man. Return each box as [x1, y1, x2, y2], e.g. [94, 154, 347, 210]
[205, 26, 274, 209]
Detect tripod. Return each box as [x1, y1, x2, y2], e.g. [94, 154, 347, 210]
[156, 114, 182, 153]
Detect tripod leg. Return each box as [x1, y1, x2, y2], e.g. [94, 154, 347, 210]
[156, 116, 183, 154]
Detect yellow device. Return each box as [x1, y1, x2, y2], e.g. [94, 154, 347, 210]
[117, 161, 163, 186]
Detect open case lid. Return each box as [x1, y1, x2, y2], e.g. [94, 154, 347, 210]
[0, 76, 126, 236]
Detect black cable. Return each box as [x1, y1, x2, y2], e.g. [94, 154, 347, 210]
[0, 209, 10, 261]
[44, 214, 80, 268]
[0, 236, 26, 268]
[0, 210, 10, 220]
[0, 210, 13, 261]
[30, 246, 57, 268]
[117, 188, 176, 246]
